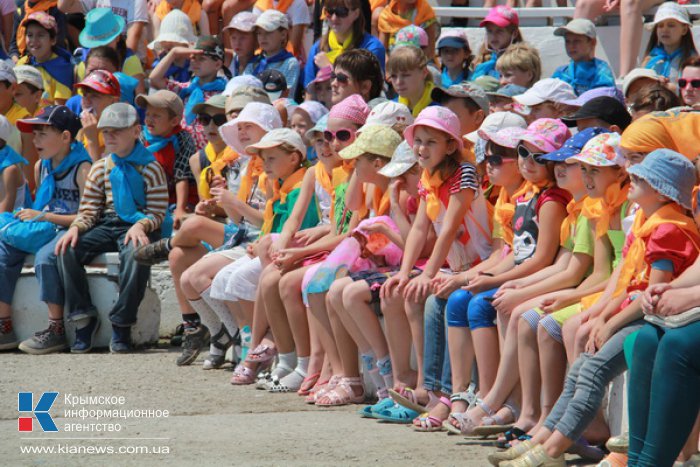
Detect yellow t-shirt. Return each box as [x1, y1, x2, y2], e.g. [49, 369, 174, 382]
[5, 103, 30, 125]
[17, 54, 73, 105]
[76, 54, 144, 81]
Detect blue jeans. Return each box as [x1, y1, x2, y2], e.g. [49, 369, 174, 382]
[628, 321, 700, 467]
[57, 216, 159, 327]
[0, 231, 66, 306]
[423, 295, 452, 394]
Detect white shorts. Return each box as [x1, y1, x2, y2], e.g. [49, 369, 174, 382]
[210, 254, 262, 302]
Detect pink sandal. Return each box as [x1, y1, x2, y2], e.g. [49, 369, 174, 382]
[305, 376, 339, 404]
[412, 396, 451, 432]
[297, 373, 321, 396]
[230, 364, 257, 385]
[315, 377, 365, 407]
[245, 344, 277, 364]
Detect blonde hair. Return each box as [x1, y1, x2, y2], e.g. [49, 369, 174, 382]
[473, 24, 523, 68]
[495, 43, 541, 87]
[386, 46, 432, 83]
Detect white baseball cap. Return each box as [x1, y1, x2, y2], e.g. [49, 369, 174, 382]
[622, 68, 664, 96]
[513, 78, 577, 106]
[378, 141, 418, 178]
[0, 60, 16, 83]
[223, 75, 264, 96]
[464, 111, 527, 143]
[14, 65, 43, 89]
[360, 101, 414, 132]
[148, 9, 196, 50]
[255, 9, 289, 31]
[554, 18, 597, 39]
[292, 101, 329, 125]
[219, 102, 282, 153]
[224, 11, 258, 32]
[646, 1, 691, 30]
[246, 128, 306, 158]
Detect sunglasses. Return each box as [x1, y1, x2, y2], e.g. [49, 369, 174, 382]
[323, 128, 355, 143]
[324, 6, 350, 18]
[678, 78, 700, 89]
[197, 113, 228, 127]
[330, 72, 350, 84]
[485, 154, 517, 167]
[517, 144, 548, 165]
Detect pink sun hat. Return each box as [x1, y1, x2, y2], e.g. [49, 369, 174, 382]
[328, 94, 370, 126]
[404, 106, 465, 152]
[480, 118, 570, 152]
[480, 5, 519, 28]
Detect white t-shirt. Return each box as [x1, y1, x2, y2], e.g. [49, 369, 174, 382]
[253, 0, 311, 27]
[80, 0, 149, 26]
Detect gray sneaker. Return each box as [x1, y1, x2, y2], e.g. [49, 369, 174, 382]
[18, 328, 68, 355]
[134, 238, 171, 266]
[176, 325, 210, 366]
[0, 327, 18, 350]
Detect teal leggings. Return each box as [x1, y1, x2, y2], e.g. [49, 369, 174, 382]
[628, 320, 700, 467]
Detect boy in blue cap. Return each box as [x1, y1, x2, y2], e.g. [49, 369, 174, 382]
[552, 19, 616, 96]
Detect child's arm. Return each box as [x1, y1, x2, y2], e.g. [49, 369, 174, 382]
[210, 183, 265, 226]
[0, 164, 22, 213]
[289, 25, 306, 59]
[344, 171, 365, 212]
[133, 162, 169, 235]
[198, 10, 210, 36]
[57, 0, 83, 13]
[424, 23, 438, 60]
[503, 249, 571, 290]
[468, 200, 567, 292]
[556, 233, 614, 305]
[126, 22, 146, 54]
[150, 47, 197, 90]
[174, 180, 189, 229]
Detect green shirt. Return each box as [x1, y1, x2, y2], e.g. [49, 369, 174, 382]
[564, 214, 594, 257]
[332, 182, 353, 234]
[269, 187, 320, 234]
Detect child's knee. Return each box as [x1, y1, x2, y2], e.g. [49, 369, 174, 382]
[446, 289, 471, 327]
[520, 308, 541, 334]
[538, 315, 564, 344]
[342, 280, 368, 309]
[467, 294, 497, 330]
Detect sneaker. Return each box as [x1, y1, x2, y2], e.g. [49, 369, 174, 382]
[0, 326, 18, 350]
[501, 444, 566, 467]
[133, 238, 171, 266]
[488, 440, 535, 466]
[110, 325, 132, 353]
[606, 432, 629, 454]
[19, 327, 68, 355]
[176, 325, 209, 366]
[71, 317, 100, 353]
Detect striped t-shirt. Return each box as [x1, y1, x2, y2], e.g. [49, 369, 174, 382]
[71, 157, 169, 233]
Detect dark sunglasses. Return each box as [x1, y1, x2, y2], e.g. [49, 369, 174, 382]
[324, 6, 350, 18]
[485, 154, 517, 167]
[323, 128, 354, 143]
[678, 78, 700, 89]
[517, 144, 548, 165]
[330, 72, 350, 84]
[197, 113, 228, 127]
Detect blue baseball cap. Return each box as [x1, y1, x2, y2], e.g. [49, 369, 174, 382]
[627, 148, 696, 210]
[540, 127, 610, 162]
[487, 84, 528, 99]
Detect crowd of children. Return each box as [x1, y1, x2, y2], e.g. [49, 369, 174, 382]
[0, 0, 699, 465]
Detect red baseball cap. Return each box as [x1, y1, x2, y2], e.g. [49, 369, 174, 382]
[479, 5, 519, 28]
[75, 70, 120, 97]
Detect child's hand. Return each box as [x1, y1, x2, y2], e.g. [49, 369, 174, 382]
[493, 289, 522, 316]
[210, 186, 235, 210]
[432, 274, 465, 299]
[498, 279, 522, 292]
[465, 273, 494, 295]
[361, 221, 389, 235]
[124, 223, 149, 247]
[246, 239, 260, 258]
[55, 226, 80, 255]
[654, 286, 699, 317]
[194, 200, 213, 216]
[15, 208, 43, 221]
[642, 283, 672, 314]
[585, 317, 604, 354]
[294, 225, 329, 246]
[540, 291, 575, 314]
[173, 207, 187, 230]
[80, 111, 99, 141]
[169, 46, 200, 59]
[389, 179, 403, 207]
[403, 272, 433, 303]
[314, 53, 332, 69]
[603, 0, 620, 12]
[274, 248, 302, 273]
[210, 175, 227, 189]
[381, 272, 410, 300]
[594, 320, 617, 351]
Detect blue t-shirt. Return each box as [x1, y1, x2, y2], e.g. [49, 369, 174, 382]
[552, 58, 616, 96]
[302, 33, 386, 89]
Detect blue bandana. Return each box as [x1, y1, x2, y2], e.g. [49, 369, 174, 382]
[33, 142, 92, 210]
[180, 76, 227, 125]
[142, 126, 180, 154]
[109, 142, 155, 224]
[645, 45, 683, 78]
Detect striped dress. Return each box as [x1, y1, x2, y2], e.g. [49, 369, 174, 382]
[71, 158, 169, 233]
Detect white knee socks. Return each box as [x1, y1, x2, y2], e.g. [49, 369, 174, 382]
[201, 287, 238, 337]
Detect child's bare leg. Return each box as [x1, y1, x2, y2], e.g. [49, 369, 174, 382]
[381, 290, 416, 389]
[404, 297, 427, 398]
[279, 266, 313, 358]
[447, 325, 474, 414]
[171, 216, 225, 249]
[307, 292, 343, 374]
[515, 316, 542, 432]
[260, 265, 294, 354]
[327, 279, 363, 378]
[537, 324, 567, 425]
[202, 0, 224, 34]
[563, 312, 584, 364]
[472, 326, 500, 395]
[168, 244, 208, 314]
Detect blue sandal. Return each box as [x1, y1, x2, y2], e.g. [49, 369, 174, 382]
[372, 402, 419, 424]
[358, 397, 394, 418]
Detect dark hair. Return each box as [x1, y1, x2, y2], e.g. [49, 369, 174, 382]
[439, 40, 474, 80]
[444, 95, 482, 113]
[681, 55, 700, 71]
[630, 84, 682, 114]
[18, 82, 41, 94]
[645, 24, 697, 73]
[86, 46, 121, 71]
[320, 0, 365, 53]
[486, 140, 518, 159]
[25, 20, 57, 40]
[334, 49, 383, 99]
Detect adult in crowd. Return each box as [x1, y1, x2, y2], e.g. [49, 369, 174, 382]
[679, 56, 700, 108]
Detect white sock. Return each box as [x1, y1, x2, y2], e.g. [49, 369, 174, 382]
[201, 287, 238, 337]
[361, 352, 385, 392]
[273, 351, 297, 379]
[376, 355, 394, 391]
[188, 298, 227, 356]
[278, 356, 309, 391]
